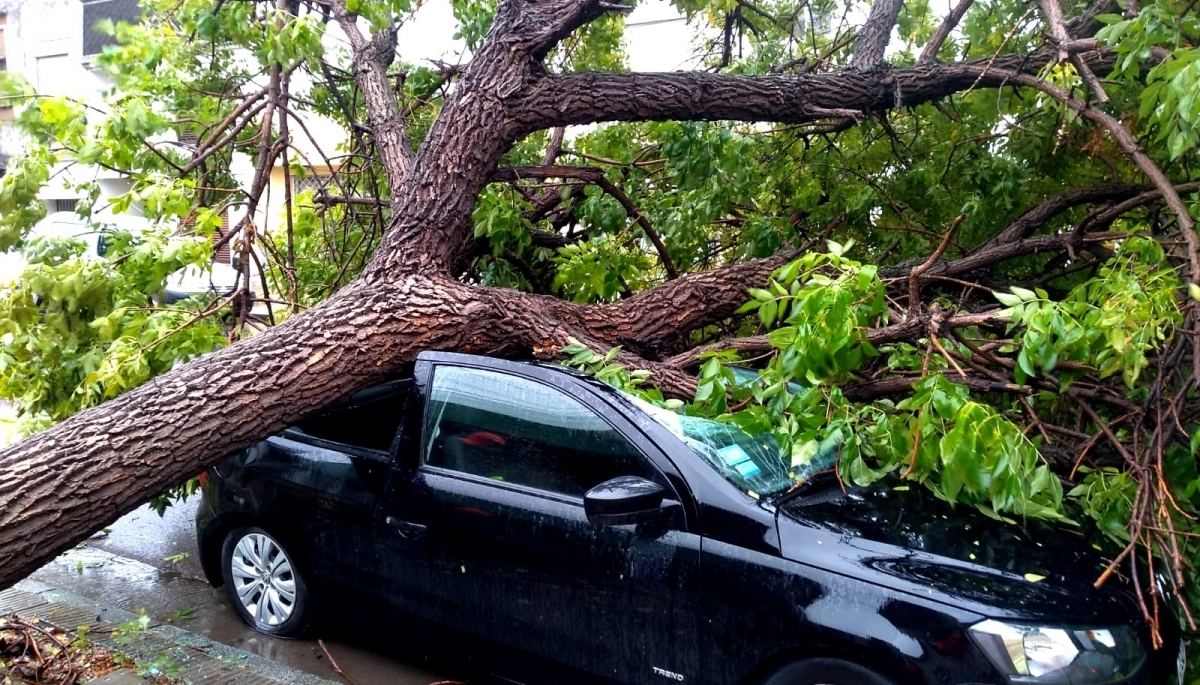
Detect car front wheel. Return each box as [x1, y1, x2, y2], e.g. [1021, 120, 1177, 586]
[761, 658, 897, 685]
[220, 527, 310, 637]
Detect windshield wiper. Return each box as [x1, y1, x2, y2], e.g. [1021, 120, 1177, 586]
[771, 482, 808, 508]
[770, 469, 839, 508]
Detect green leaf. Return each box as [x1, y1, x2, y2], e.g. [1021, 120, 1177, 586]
[774, 260, 801, 285]
[758, 298, 778, 327]
[1017, 349, 1037, 379]
[1009, 286, 1037, 302]
[994, 291, 1022, 307]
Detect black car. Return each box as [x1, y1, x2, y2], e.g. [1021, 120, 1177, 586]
[196, 352, 1182, 685]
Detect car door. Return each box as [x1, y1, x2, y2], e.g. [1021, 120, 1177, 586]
[258, 433, 389, 595]
[250, 380, 410, 599]
[378, 354, 701, 684]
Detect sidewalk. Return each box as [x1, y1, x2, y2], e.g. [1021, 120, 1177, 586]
[1, 579, 341, 685]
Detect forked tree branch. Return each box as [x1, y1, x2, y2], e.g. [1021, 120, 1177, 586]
[1037, 0, 1109, 102]
[330, 0, 415, 193]
[494, 165, 680, 279]
[987, 68, 1199, 281]
[975, 181, 1148, 252]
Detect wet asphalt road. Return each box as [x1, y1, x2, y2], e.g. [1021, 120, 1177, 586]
[28, 502, 456, 685]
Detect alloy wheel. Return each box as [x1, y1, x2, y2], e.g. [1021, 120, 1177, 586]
[229, 532, 296, 627]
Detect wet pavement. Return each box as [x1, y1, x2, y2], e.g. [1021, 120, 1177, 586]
[86, 501, 206, 581]
[26, 502, 455, 685]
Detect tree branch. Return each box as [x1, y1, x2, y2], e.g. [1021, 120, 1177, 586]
[530, 253, 794, 357]
[549, 215, 1124, 358]
[908, 215, 963, 313]
[881, 230, 1126, 279]
[494, 165, 680, 279]
[976, 181, 1149, 252]
[842, 372, 1032, 402]
[1080, 182, 1200, 234]
[1037, 0, 1109, 102]
[919, 0, 974, 63]
[990, 68, 1199, 281]
[511, 49, 1111, 133]
[665, 311, 1004, 368]
[850, 0, 905, 69]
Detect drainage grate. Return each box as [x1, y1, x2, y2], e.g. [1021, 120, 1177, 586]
[0, 589, 51, 617]
[39, 604, 106, 631]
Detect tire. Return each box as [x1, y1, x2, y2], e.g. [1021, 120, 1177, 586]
[761, 658, 897, 685]
[220, 526, 311, 637]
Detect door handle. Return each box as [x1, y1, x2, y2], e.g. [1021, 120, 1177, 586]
[385, 516, 427, 540]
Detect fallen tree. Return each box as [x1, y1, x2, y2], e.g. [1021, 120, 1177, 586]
[2, 0, 1200, 644]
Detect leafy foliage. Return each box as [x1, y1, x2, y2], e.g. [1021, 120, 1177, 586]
[0, 227, 225, 425]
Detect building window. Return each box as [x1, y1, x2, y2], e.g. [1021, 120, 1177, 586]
[82, 0, 142, 58]
[176, 126, 200, 148]
[184, 207, 233, 264]
[212, 211, 232, 264]
[797, 11, 833, 36]
[292, 174, 333, 197]
[53, 199, 80, 214]
[35, 54, 73, 97]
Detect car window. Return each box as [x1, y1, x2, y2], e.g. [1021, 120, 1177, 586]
[424, 366, 654, 498]
[293, 380, 410, 453]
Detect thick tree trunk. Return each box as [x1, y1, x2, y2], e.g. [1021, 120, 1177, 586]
[850, 0, 906, 68]
[0, 279, 423, 581]
[0, 276, 568, 586]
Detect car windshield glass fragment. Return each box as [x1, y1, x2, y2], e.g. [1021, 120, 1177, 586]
[623, 393, 838, 499]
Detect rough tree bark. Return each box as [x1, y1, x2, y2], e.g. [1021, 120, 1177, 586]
[850, 0, 906, 69]
[0, 0, 1147, 590]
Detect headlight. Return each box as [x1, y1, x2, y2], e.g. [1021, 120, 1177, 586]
[969, 619, 1145, 683]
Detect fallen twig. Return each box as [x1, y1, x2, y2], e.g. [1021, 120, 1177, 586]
[318, 639, 361, 685]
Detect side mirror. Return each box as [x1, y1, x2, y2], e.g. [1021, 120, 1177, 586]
[584, 476, 666, 526]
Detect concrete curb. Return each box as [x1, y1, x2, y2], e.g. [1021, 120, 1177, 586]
[1, 580, 341, 685]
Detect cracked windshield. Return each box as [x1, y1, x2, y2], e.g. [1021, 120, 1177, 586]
[626, 390, 838, 500]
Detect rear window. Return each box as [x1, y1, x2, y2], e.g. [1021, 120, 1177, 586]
[293, 380, 411, 453]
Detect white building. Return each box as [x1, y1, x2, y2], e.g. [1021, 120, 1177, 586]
[0, 0, 143, 213]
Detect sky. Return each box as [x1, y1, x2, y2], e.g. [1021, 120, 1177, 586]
[392, 0, 703, 71]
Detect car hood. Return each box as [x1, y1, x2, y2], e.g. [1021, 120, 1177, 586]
[777, 482, 1141, 625]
